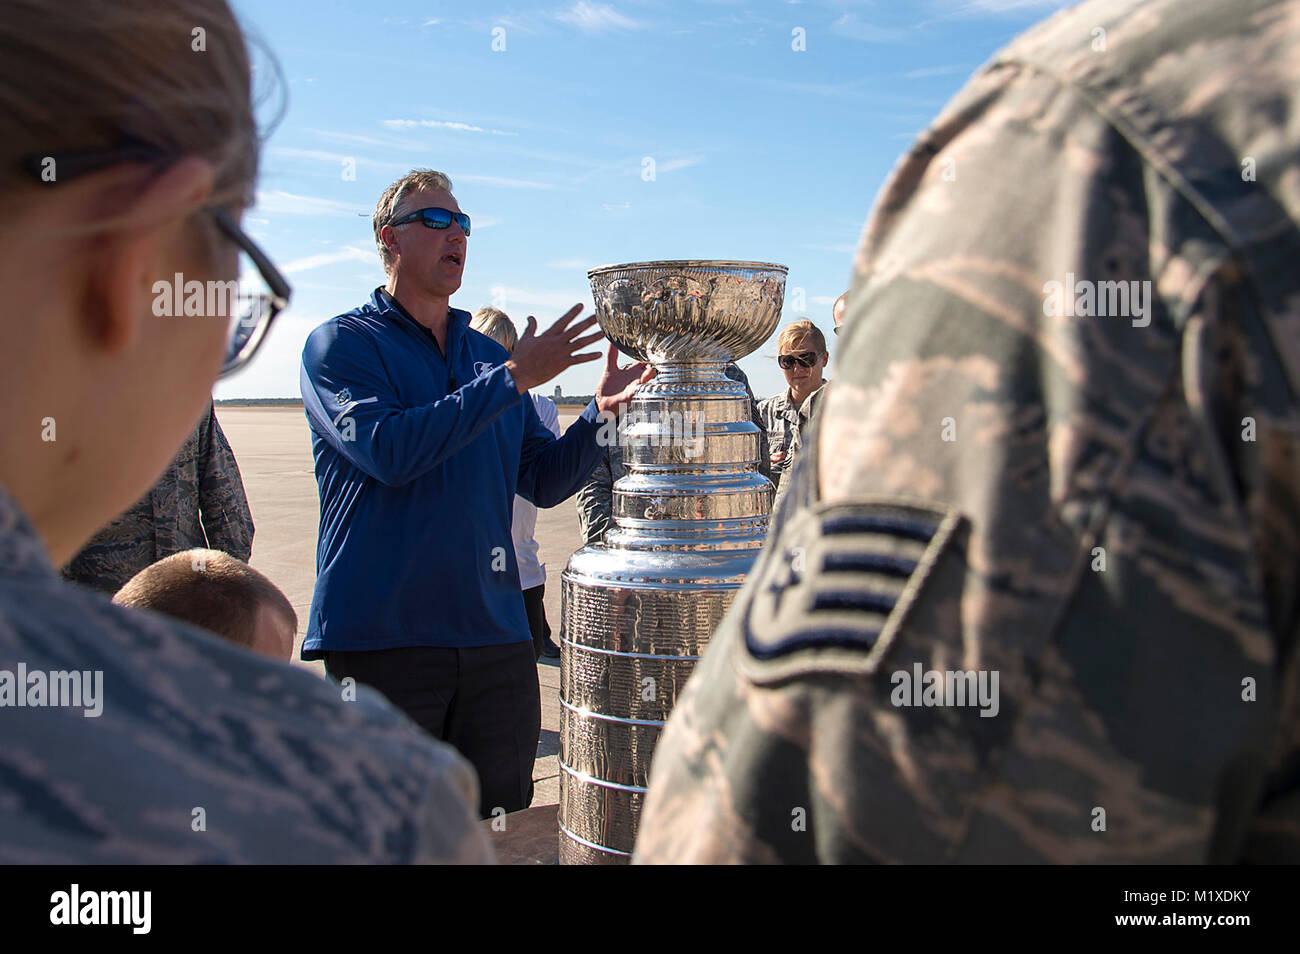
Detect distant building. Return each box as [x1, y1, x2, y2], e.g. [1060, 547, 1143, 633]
[554, 385, 562, 399]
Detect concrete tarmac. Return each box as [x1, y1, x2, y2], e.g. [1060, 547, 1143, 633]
[217, 404, 588, 810]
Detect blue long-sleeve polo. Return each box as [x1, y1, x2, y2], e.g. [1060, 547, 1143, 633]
[299, 288, 604, 656]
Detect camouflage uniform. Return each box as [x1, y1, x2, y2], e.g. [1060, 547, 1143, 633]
[756, 383, 829, 508]
[577, 363, 770, 546]
[635, 0, 1300, 863]
[62, 402, 254, 594]
[0, 481, 494, 863]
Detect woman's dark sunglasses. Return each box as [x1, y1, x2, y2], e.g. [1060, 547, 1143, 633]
[778, 351, 820, 370]
[19, 141, 291, 378]
[388, 206, 471, 237]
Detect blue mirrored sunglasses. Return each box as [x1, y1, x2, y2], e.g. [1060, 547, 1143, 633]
[388, 206, 471, 236]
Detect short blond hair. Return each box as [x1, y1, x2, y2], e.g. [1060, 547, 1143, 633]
[373, 169, 453, 275]
[777, 320, 827, 355]
[470, 307, 517, 352]
[114, 549, 296, 650]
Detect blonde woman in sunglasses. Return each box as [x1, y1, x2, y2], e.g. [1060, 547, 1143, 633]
[757, 320, 831, 507]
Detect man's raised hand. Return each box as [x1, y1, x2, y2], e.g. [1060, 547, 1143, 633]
[594, 343, 654, 418]
[504, 304, 604, 393]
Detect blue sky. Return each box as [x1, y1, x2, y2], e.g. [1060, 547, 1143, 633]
[218, 0, 1071, 401]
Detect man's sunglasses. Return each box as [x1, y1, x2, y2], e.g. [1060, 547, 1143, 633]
[19, 141, 291, 379]
[388, 206, 471, 237]
[778, 351, 821, 370]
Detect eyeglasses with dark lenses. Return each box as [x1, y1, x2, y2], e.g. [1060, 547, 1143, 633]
[388, 206, 471, 237]
[19, 141, 291, 379]
[778, 351, 820, 370]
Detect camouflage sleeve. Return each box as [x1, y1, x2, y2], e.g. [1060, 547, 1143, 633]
[636, 0, 1300, 863]
[576, 448, 614, 546]
[726, 364, 771, 480]
[197, 404, 254, 561]
[755, 396, 781, 495]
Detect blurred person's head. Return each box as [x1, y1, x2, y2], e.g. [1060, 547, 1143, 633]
[373, 170, 466, 300]
[776, 320, 829, 403]
[114, 549, 296, 659]
[833, 292, 849, 333]
[470, 306, 517, 353]
[0, 0, 269, 565]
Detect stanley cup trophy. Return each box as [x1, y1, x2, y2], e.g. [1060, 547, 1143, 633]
[558, 260, 787, 864]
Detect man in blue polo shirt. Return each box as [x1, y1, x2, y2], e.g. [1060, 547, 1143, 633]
[300, 169, 650, 817]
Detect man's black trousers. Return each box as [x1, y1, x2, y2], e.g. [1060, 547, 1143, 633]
[324, 642, 540, 818]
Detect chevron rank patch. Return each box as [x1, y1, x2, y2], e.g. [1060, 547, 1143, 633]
[741, 498, 964, 683]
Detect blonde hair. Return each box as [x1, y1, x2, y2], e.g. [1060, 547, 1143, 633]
[373, 169, 454, 275]
[470, 307, 517, 352]
[0, 0, 270, 216]
[777, 319, 827, 355]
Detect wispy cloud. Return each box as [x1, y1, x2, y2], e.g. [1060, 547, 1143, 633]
[253, 189, 368, 217]
[492, 287, 592, 312]
[831, 14, 910, 43]
[281, 246, 375, 274]
[266, 148, 555, 191]
[915, 0, 1072, 27]
[268, 146, 407, 174]
[308, 130, 416, 150]
[382, 118, 515, 136]
[458, 173, 558, 190]
[955, 0, 1070, 12]
[555, 2, 644, 33]
[602, 201, 630, 211]
[903, 63, 969, 79]
[657, 156, 703, 174]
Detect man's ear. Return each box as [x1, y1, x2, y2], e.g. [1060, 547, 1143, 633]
[79, 157, 216, 355]
[380, 224, 398, 258]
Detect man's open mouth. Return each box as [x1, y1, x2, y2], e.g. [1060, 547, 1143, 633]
[442, 253, 462, 265]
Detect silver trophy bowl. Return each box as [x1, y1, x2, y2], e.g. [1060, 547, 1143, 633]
[588, 260, 787, 364]
[558, 260, 786, 864]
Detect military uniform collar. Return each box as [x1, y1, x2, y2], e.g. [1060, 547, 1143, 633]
[0, 481, 55, 580]
[784, 381, 829, 417]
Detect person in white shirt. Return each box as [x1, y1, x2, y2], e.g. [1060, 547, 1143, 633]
[470, 307, 562, 658]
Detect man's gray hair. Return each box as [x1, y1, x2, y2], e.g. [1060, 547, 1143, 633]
[470, 307, 517, 353]
[373, 169, 454, 275]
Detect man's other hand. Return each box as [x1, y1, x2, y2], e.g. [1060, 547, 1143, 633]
[594, 344, 654, 419]
[504, 304, 604, 393]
